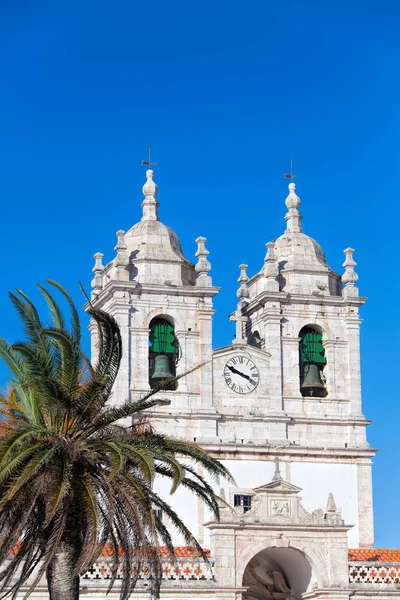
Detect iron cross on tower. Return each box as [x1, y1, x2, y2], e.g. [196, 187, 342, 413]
[284, 156, 296, 181]
[141, 143, 157, 168]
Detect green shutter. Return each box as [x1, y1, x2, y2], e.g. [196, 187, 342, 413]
[300, 329, 326, 365]
[149, 321, 175, 354]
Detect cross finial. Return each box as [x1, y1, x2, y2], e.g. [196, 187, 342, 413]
[141, 143, 157, 168]
[272, 457, 283, 482]
[284, 156, 296, 182]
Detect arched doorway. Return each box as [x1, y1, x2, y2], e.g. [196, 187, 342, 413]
[242, 547, 313, 600]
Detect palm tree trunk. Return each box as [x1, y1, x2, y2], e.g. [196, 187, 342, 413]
[46, 541, 80, 600]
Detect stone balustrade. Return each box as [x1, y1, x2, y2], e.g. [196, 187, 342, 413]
[349, 562, 400, 586]
[81, 556, 214, 583]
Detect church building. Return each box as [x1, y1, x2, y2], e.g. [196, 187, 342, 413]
[80, 168, 398, 600]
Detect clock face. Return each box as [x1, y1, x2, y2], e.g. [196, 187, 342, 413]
[223, 356, 260, 394]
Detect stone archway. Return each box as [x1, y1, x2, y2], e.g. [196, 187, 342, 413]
[242, 547, 313, 600]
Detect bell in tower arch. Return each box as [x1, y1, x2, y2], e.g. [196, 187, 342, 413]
[152, 354, 173, 379]
[300, 363, 326, 397]
[299, 326, 327, 398]
[149, 317, 178, 389]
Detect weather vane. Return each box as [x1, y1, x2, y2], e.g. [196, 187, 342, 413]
[284, 156, 296, 181]
[141, 143, 157, 168]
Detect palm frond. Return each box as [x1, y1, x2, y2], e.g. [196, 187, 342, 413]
[0, 280, 231, 600]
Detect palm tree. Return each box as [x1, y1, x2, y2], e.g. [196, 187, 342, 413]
[0, 281, 231, 600]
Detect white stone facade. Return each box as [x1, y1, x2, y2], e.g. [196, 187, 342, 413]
[79, 170, 389, 600]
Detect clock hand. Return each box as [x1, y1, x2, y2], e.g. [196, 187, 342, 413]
[227, 366, 257, 385]
[227, 365, 243, 376]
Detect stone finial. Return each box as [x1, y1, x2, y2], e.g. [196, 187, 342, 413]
[91, 252, 104, 295]
[324, 492, 343, 525]
[326, 492, 337, 513]
[263, 241, 279, 292]
[342, 247, 359, 298]
[114, 230, 128, 266]
[237, 264, 250, 301]
[195, 236, 212, 287]
[284, 182, 303, 233]
[141, 169, 159, 222]
[272, 457, 283, 482]
[112, 230, 129, 281]
[92, 252, 104, 274]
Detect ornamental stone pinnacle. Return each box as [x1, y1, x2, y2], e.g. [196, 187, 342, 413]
[326, 492, 337, 513]
[263, 241, 279, 291]
[141, 169, 159, 221]
[92, 252, 104, 274]
[114, 230, 128, 267]
[113, 230, 129, 281]
[284, 182, 303, 233]
[91, 252, 104, 294]
[342, 247, 359, 298]
[195, 236, 212, 287]
[237, 264, 250, 300]
[272, 456, 283, 482]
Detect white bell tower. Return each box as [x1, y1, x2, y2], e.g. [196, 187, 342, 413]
[89, 169, 219, 439]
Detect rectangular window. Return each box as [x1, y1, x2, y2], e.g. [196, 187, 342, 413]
[153, 508, 163, 520]
[234, 494, 252, 513]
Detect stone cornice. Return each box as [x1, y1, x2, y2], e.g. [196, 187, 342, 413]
[199, 444, 377, 461]
[212, 344, 271, 359]
[244, 290, 367, 315]
[146, 409, 370, 428]
[205, 521, 353, 532]
[89, 280, 220, 309]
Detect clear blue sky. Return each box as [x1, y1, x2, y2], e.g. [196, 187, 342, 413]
[0, 0, 399, 547]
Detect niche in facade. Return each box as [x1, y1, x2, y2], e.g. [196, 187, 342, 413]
[148, 317, 178, 390]
[299, 326, 327, 398]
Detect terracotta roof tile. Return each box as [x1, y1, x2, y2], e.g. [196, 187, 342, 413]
[99, 545, 210, 558]
[349, 548, 400, 562]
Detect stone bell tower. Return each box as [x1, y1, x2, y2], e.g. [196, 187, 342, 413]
[242, 181, 367, 431]
[231, 181, 374, 548]
[89, 169, 219, 438]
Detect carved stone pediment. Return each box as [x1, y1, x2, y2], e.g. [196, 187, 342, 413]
[211, 459, 347, 529]
[253, 479, 302, 495]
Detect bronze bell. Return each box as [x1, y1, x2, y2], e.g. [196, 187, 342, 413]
[301, 364, 326, 397]
[152, 354, 173, 379]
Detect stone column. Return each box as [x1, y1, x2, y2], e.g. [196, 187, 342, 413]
[198, 309, 215, 411]
[209, 528, 236, 588]
[346, 315, 362, 416]
[174, 328, 189, 393]
[262, 301, 283, 414]
[89, 318, 99, 368]
[129, 327, 151, 392]
[109, 293, 130, 407]
[357, 461, 374, 547]
[322, 339, 336, 399]
[281, 336, 301, 398]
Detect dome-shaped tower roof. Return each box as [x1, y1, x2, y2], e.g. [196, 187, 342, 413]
[270, 182, 340, 295]
[274, 183, 330, 273]
[124, 169, 195, 285]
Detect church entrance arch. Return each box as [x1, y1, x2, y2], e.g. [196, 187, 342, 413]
[242, 547, 312, 600]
